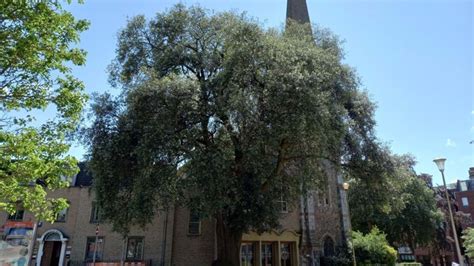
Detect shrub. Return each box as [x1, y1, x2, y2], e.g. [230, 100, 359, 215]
[352, 227, 398, 265]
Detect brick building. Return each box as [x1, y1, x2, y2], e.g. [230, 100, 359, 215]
[414, 167, 474, 265]
[0, 160, 349, 266]
[0, 1, 350, 265]
[450, 167, 474, 226]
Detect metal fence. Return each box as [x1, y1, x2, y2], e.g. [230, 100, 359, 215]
[68, 260, 151, 266]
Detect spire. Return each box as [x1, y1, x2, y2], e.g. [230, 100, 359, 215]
[286, 0, 311, 24]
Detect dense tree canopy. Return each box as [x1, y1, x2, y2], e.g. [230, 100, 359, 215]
[0, 1, 89, 221]
[348, 154, 443, 249]
[86, 5, 388, 265]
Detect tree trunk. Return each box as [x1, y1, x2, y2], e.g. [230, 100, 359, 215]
[214, 214, 242, 266]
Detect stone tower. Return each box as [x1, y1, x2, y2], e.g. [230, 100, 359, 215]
[286, 0, 311, 24]
[287, 1, 351, 265]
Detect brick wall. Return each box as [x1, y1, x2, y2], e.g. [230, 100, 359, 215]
[171, 206, 215, 266]
[0, 187, 172, 266]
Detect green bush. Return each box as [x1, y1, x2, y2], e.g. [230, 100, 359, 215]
[352, 227, 398, 265]
[462, 227, 474, 258]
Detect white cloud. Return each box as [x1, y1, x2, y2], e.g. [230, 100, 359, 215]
[446, 138, 457, 148]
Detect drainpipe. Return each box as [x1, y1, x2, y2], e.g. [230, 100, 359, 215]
[161, 209, 169, 266]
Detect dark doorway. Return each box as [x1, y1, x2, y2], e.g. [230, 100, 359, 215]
[41, 241, 62, 266]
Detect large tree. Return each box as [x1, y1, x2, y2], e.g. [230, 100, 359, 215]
[0, 1, 89, 221]
[86, 5, 387, 265]
[348, 154, 443, 249]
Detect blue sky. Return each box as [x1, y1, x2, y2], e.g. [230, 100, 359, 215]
[65, 0, 473, 185]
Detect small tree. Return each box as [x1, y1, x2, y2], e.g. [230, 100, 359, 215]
[0, 0, 89, 221]
[353, 227, 398, 265]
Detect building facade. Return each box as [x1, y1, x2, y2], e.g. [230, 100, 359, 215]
[451, 168, 474, 227]
[414, 167, 474, 266]
[0, 161, 348, 266]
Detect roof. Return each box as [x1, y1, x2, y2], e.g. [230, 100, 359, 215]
[446, 183, 457, 190]
[74, 162, 93, 187]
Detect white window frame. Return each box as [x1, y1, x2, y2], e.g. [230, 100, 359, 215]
[462, 197, 469, 207]
[55, 207, 68, 222]
[126, 236, 144, 261]
[90, 201, 102, 223]
[188, 210, 201, 235]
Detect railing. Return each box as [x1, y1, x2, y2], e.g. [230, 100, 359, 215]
[69, 260, 150, 266]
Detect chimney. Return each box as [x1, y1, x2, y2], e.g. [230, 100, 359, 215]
[469, 167, 474, 179]
[287, 0, 311, 24]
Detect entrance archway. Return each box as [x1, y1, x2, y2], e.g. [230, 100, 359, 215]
[36, 229, 68, 266]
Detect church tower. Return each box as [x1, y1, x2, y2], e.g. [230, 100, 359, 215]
[286, 0, 311, 24]
[286, 0, 352, 265]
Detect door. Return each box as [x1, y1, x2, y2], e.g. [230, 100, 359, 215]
[40, 241, 62, 266]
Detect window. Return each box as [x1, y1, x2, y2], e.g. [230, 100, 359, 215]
[461, 181, 468, 191]
[280, 243, 293, 266]
[8, 210, 24, 221]
[188, 210, 201, 235]
[318, 193, 329, 206]
[90, 202, 102, 223]
[85, 236, 104, 261]
[126, 237, 144, 261]
[462, 197, 469, 207]
[55, 208, 68, 222]
[240, 242, 255, 266]
[261, 243, 274, 266]
[277, 196, 288, 213]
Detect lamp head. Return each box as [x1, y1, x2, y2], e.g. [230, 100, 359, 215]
[343, 182, 350, 191]
[433, 158, 447, 172]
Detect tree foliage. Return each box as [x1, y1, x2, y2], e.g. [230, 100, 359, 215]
[86, 5, 387, 264]
[348, 154, 443, 248]
[462, 227, 474, 258]
[352, 227, 398, 265]
[0, 0, 89, 221]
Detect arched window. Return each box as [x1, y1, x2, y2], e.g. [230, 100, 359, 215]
[323, 236, 335, 257]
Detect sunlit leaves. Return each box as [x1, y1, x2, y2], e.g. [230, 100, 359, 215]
[462, 228, 474, 258]
[0, 0, 88, 221]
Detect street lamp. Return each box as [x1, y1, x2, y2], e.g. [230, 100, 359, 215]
[343, 182, 356, 266]
[433, 158, 464, 266]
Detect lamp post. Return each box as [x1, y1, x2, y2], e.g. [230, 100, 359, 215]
[433, 158, 464, 266]
[343, 182, 356, 266]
